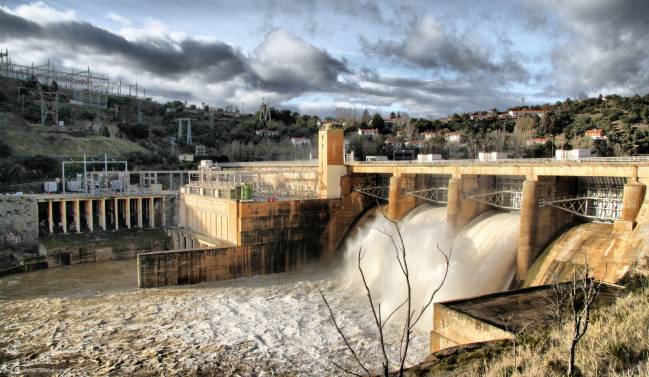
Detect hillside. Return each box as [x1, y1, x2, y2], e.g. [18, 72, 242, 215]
[0, 112, 148, 157]
[0, 76, 320, 188]
[1, 72, 649, 189]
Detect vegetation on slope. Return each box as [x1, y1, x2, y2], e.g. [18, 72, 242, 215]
[408, 273, 649, 377]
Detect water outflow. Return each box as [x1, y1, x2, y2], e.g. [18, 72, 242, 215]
[337, 204, 521, 331]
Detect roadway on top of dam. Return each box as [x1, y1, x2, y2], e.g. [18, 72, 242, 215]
[346, 156, 649, 179]
[218, 157, 649, 178]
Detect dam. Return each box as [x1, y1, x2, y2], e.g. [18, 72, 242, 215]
[2, 122, 649, 374]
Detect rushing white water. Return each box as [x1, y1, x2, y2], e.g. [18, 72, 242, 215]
[337, 204, 521, 332]
[0, 204, 521, 375]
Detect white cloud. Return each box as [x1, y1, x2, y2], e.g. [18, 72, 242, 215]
[107, 12, 130, 26]
[250, 29, 347, 93]
[1, 1, 76, 25]
[118, 18, 186, 43]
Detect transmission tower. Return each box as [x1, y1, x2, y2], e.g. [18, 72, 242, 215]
[176, 118, 193, 144]
[259, 100, 271, 125]
[39, 84, 59, 126]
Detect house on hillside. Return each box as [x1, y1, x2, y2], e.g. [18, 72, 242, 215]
[470, 112, 496, 121]
[445, 132, 462, 143]
[255, 129, 279, 137]
[290, 137, 311, 147]
[422, 131, 438, 140]
[526, 137, 548, 146]
[357, 128, 379, 137]
[178, 154, 194, 162]
[508, 109, 546, 118]
[585, 128, 607, 140]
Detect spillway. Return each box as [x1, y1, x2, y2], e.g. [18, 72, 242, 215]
[0, 204, 521, 375]
[336, 204, 521, 332]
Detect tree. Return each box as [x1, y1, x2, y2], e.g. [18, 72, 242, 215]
[371, 113, 386, 134]
[321, 203, 452, 376]
[547, 258, 604, 376]
[361, 109, 371, 124]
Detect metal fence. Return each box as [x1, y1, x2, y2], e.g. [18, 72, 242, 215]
[349, 156, 649, 166]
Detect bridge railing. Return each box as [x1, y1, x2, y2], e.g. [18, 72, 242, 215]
[348, 155, 649, 166]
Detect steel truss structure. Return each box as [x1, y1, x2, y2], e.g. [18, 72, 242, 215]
[354, 186, 390, 201]
[188, 170, 318, 200]
[465, 190, 523, 210]
[0, 51, 140, 109]
[544, 195, 623, 222]
[464, 176, 524, 210]
[406, 187, 448, 204]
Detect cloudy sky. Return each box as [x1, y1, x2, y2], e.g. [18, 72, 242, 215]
[0, 1, 648, 118]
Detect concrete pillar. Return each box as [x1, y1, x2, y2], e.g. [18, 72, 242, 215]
[162, 197, 166, 227]
[387, 173, 417, 221]
[125, 198, 131, 229]
[74, 200, 81, 233]
[515, 176, 574, 285]
[114, 198, 119, 230]
[446, 175, 461, 233]
[47, 201, 53, 234]
[99, 199, 106, 231]
[60, 200, 67, 234]
[137, 197, 143, 228]
[446, 174, 493, 232]
[174, 233, 181, 249]
[85, 200, 93, 232]
[149, 197, 155, 227]
[621, 181, 646, 223]
[517, 178, 538, 282]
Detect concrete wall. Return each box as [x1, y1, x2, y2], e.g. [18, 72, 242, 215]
[138, 241, 316, 288]
[0, 196, 39, 271]
[430, 303, 512, 353]
[41, 229, 170, 268]
[150, 174, 371, 286]
[179, 194, 239, 244]
[0, 196, 38, 248]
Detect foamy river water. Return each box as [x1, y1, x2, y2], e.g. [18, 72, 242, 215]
[0, 259, 429, 376]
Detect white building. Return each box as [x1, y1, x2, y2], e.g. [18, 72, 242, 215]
[555, 149, 591, 160]
[358, 128, 379, 137]
[290, 137, 311, 147]
[478, 152, 508, 161]
[365, 155, 388, 162]
[445, 132, 462, 143]
[417, 154, 443, 162]
[178, 154, 194, 162]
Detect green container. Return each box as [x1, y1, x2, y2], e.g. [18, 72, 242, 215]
[240, 184, 252, 200]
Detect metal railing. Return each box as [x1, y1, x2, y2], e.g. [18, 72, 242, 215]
[348, 155, 649, 166]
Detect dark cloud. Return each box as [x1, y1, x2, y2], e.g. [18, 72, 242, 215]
[0, 9, 248, 82]
[0, 8, 350, 102]
[538, 0, 649, 96]
[360, 16, 529, 82]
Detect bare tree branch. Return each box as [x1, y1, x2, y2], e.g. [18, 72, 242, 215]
[331, 360, 365, 377]
[324, 198, 453, 377]
[357, 247, 390, 375]
[320, 289, 371, 377]
[410, 244, 453, 330]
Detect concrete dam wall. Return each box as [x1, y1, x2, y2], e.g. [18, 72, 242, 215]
[139, 178, 371, 288]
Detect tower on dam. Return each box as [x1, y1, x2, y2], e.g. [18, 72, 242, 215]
[317, 122, 346, 199]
